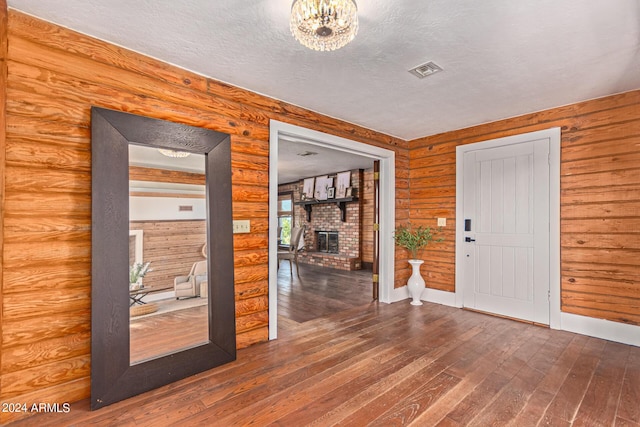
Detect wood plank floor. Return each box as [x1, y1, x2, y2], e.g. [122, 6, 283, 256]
[12, 264, 640, 426]
[130, 303, 209, 362]
[277, 262, 374, 324]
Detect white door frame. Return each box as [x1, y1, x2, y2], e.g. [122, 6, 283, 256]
[268, 120, 396, 339]
[454, 128, 561, 329]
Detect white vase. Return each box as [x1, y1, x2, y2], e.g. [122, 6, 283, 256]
[407, 259, 425, 305]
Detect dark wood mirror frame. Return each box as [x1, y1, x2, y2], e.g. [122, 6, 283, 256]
[90, 107, 236, 409]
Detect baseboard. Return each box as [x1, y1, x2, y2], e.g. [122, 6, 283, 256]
[423, 288, 457, 307]
[559, 312, 640, 347]
[386, 286, 458, 307]
[407, 289, 640, 348]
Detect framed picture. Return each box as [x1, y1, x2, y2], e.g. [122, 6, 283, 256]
[302, 177, 315, 199]
[327, 187, 335, 199]
[335, 171, 351, 199]
[314, 175, 330, 200]
[345, 187, 353, 197]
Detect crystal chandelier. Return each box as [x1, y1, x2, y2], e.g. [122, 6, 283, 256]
[157, 148, 191, 158]
[290, 0, 358, 52]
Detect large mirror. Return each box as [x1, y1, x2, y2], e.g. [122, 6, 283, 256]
[91, 107, 236, 409]
[128, 146, 208, 363]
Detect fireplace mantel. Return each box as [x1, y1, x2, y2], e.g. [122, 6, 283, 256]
[295, 196, 359, 222]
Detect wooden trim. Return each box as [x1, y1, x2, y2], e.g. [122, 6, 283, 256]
[91, 107, 236, 409]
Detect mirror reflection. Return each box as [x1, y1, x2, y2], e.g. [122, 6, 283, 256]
[127, 145, 209, 363]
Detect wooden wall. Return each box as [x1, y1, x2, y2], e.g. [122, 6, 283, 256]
[0, 2, 7, 417]
[0, 9, 408, 423]
[410, 90, 640, 325]
[130, 220, 207, 291]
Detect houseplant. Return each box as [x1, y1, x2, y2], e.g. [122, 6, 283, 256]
[129, 261, 152, 290]
[393, 224, 443, 305]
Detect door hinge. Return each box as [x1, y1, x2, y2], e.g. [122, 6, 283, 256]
[372, 274, 379, 283]
[373, 223, 380, 231]
[373, 172, 380, 180]
[548, 290, 551, 301]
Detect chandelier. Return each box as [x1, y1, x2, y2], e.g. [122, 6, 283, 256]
[290, 0, 358, 52]
[157, 148, 191, 158]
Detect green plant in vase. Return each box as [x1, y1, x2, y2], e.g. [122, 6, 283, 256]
[393, 223, 443, 260]
[393, 223, 444, 305]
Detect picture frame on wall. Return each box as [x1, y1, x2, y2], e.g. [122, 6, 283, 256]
[335, 171, 351, 199]
[314, 175, 332, 200]
[302, 177, 315, 199]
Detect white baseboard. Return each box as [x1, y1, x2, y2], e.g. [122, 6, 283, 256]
[391, 289, 639, 348]
[423, 288, 458, 307]
[559, 312, 640, 347]
[386, 286, 458, 307]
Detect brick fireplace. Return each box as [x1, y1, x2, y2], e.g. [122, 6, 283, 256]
[279, 169, 364, 271]
[316, 230, 339, 253]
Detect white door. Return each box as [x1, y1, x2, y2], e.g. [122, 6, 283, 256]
[461, 137, 550, 324]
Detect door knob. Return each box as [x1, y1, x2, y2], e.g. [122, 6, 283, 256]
[465, 237, 476, 242]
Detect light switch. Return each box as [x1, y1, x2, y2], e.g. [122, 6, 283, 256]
[233, 220, 250, 234]
[437, 217, 447, 227]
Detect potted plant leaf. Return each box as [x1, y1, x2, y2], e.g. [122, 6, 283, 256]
[129, 261, 152, 290]
[393, 223, 443, 305]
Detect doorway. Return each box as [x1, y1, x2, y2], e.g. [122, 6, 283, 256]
[455, 128, 561, 327]
[269, 120, 396, 339]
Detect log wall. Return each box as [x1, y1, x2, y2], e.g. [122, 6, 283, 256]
[410, 90, 640, 325]
[0, 9, 407, 422]
[0, 2, 7, 416]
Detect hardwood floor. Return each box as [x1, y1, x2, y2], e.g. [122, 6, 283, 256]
[130, 303, 208, 362]
[277, 263, 374, 324]
[12, 264, 640, 426]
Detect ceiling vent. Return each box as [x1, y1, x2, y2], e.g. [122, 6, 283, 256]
[409, 61, 443, 79]
[297, 151, 318, 157]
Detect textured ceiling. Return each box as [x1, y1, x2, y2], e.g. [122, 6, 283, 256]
[278, 137, 375, 184]
[8, 0, 640, 141]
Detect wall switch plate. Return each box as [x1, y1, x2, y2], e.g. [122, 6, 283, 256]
[233, 220, 250, 234]
[437, 217, 447, 227]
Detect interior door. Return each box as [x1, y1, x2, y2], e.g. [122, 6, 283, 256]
[372, 160, 380, 300]
[462, 138, 550, 324]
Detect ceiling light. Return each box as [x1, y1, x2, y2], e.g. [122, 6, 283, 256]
[290, 0, 359, 52]
[158, 148, 191, 158]
[409, 61, 443, 79]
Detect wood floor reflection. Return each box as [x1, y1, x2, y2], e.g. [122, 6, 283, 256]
[130, 300, 208, 362]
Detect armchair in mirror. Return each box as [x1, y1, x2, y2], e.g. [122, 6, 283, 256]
[91, 107, 236, 409]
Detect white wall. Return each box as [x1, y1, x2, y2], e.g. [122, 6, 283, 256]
[130, 196, 206, 221]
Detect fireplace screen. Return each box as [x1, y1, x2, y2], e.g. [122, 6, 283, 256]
[317, 231, 339, 253]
